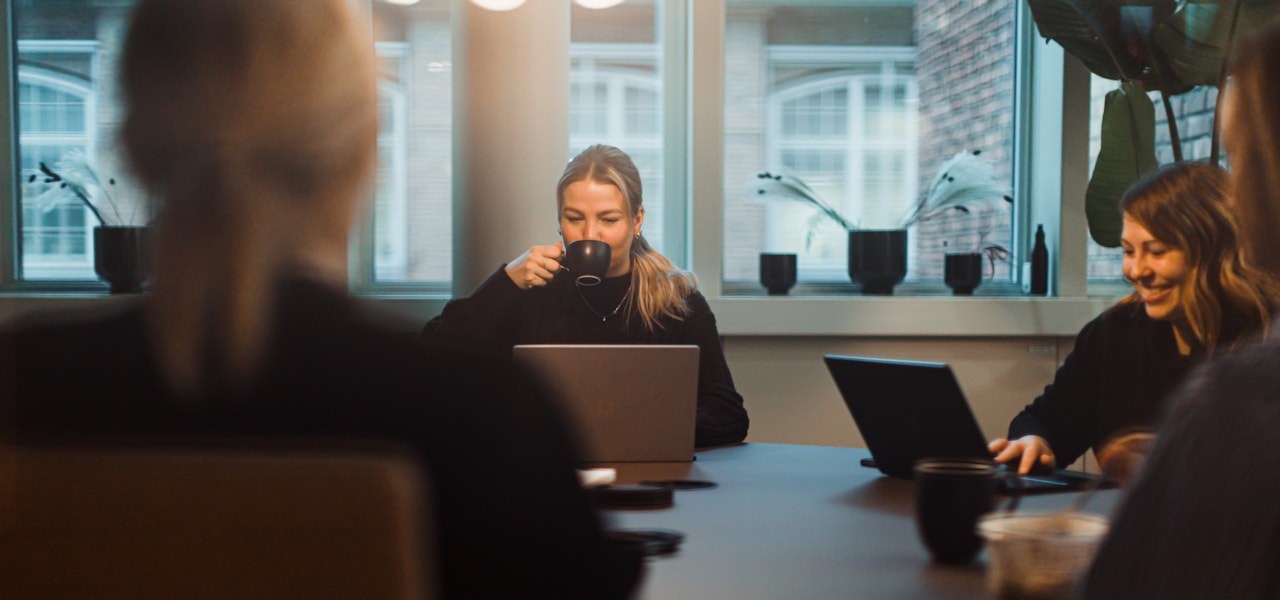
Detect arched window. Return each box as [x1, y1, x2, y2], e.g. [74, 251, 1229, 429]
[766, 64, 918, 281]
[18, 66, 96, 280]
[570, 47, 664, 252]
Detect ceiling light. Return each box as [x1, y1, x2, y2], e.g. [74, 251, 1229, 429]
[573, 0, 625, 8]
[383, 0, 421, 5]
[469, 0, 527, 10]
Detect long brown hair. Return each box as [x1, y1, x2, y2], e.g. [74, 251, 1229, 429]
[1118, 162, 1278, 354]
[120, 0, 377, 395]
[1226, 20, 1280, 279]
[556, 145, 697, 332]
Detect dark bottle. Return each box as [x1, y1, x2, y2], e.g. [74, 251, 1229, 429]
[1030, 224, 1048, 296]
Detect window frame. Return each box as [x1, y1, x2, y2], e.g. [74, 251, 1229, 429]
[0, 0, 1123, 339]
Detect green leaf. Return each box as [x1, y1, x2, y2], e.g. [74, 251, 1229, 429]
[1087, 81, 1157, 248]
[1153, 0, 1274, 89]
[1026, 0, 1177, 82]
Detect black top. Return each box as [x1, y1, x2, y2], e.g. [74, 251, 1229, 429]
[1008, 302, 1197, 467]
[424, 267, 749, 447]
[1, 277, 642, 599]
[1086, 321, 1280, 598]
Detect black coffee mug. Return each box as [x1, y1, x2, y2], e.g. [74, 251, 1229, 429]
[912, 457, 1000, 564]
[564, 240, 611, 286]
[759, 253, 797, 295]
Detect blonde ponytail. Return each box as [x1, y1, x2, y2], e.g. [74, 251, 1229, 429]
[628, 236, 697, 333]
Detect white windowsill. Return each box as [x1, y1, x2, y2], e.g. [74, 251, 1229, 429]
[0, 290, 1120, 338]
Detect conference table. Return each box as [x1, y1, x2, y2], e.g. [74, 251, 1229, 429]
[601, 443, 1120, 599]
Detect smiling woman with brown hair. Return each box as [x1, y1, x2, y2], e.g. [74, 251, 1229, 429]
[1086, 20, 1280, 599]
[989, 161, 1278, 476]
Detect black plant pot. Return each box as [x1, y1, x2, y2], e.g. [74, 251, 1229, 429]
[94, 226, 152, 294]
[759, 253, 798, 295]
[848, 229, 907, 295]
[944, 252, 984, 296]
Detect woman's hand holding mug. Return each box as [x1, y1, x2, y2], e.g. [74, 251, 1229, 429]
[505, 242, 563, 290]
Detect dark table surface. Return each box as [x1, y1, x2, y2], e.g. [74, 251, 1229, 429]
[601, 443, 1119, 600]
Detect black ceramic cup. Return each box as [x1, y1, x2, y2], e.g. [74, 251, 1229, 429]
[564, 239, 611, 286]
[759, 253, 797, 295]
[944, 252, 984, 296]
[912, 457, 1000, 564]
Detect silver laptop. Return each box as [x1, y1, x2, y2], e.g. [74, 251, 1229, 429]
[513, 344, 699, 463]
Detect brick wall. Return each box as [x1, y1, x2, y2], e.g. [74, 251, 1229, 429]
[912, 0, 1016, 282]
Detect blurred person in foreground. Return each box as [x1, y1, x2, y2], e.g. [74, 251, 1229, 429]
[1086, 20, 1280, 599]
[0, 0, 641, 597]
[424, 144, 749, 448]
[988, 161, 1278, 476]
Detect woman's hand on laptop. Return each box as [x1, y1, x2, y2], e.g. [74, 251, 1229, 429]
[988, 435, 1055, 475]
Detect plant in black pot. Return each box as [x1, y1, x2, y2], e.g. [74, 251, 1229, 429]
[749, 171, 857, 295]
[918, 150, 1013, 295]
[753, 150, 1010, 295]
[944, 234, 1012, 296]
[27, 150, 152, 294]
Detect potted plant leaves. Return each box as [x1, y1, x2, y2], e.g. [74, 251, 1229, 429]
[1026, 0, 1271, 247]
[752, 149, 1010, 295]
[26, 149, 152, 293]
[920, 150, 1013, 295]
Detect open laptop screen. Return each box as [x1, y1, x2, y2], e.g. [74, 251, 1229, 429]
[514, 344, 699, 463]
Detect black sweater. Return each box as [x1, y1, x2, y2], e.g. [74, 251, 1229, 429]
[424, 267, 749, 447]
[1086, 323, 1280, 598]
[1008, 302, 1196, 467]
[2, 277, 641, 599]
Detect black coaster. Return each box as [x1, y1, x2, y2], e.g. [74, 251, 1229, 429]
[588, 484, 674, 509]
[605, 528, 686, 557]
[639, 479, 719, 491]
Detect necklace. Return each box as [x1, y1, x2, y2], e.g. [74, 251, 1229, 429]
[577, 284, 630, 324]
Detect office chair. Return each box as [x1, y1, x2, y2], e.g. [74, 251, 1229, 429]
[0, 441, 436, 599]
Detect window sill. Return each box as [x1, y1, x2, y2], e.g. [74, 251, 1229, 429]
[1, 287, 1121, 339]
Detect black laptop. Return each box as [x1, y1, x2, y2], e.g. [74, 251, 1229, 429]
[823, 354, 1107, 493]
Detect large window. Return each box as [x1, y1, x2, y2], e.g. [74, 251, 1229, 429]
[570, 2, 671, 257]
[7, 1, 454, 289]
[368, 2, 452, 287]
[765, 50, 918, 280]
[722, 1, 1019, 291]
[18, 59, 95, 280]
[570, 45, 665, 252]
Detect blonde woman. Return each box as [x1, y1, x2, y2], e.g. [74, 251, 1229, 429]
[3, 1, 640, 597]
[427, 144, 749, 447]
[990, 162, 1278, 475]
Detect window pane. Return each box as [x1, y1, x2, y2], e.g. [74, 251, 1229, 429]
[723, 1, 1017, 288]
[370, 3, 452, 284]
[14, 4, 144, 281]
[570, 3, 665, 254]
